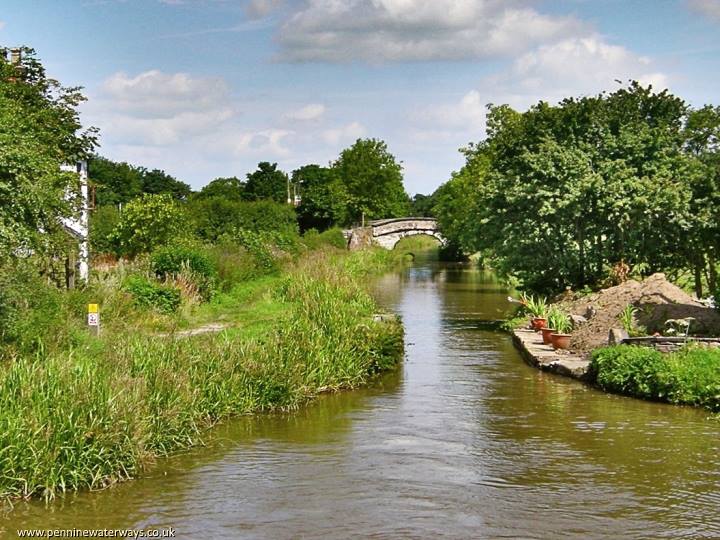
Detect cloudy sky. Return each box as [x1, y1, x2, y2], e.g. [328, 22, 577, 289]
[2, 0, 719, 195]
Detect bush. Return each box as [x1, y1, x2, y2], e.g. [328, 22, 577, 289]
[590, 344, 720, 411]
[591, 345, 666, 399]
[301, 228, 347, 250]
[150, 245, 217, 300]
[124, 276, 181, 314]
[190, 198, 298, 241]
[112, 194, 189, 257]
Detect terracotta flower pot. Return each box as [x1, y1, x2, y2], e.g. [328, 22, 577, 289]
[541, 327, 556, 345]
[551, 333, 572, 350]
[531, 317, 547, 331]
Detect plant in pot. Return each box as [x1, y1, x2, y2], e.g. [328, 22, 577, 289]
[521, 293, 548, 330]
[549, 309, 572, 350]
[542, 306, 562, 345]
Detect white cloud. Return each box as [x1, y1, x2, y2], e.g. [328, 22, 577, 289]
[100, 70, 231, 118]
[417, 36, 669, 136]
[688, 0, 720, 20]
[245, 0, 285, 18]
[322, 121, 365, 145]
[277, 0, 587, 62]
[0, 21, 5, 30]
[284, 103, 326, 121]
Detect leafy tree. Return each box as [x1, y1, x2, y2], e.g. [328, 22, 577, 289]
[0, 47, 97, 261]
[680, 105, 720, 296]
[141, 168, 191, 200]
[190, 198, 297, 241]
[89, 205, 120, 255]
[194, 176, 246, 202]
[432, 143, 490, 257]
[332, 138, 410, 224]
[112, 194, 188, 257]
[443, 83, 704, 292]
[293, 164, 348, 231]
[244, 162, 289, 204]
[89, 155, 143, 206]
[90, 156, 191, 205]
[409, 193, 436, 217]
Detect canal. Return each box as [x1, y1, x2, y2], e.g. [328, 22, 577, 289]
[3, 261, 720, 539]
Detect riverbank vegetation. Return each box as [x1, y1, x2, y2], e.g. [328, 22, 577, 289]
[0, 240, 404, 501]
[590, 345, 720, 412]
[0, 47, 409, 501]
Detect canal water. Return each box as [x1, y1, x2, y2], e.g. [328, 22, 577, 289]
[3, 261, 720, 539]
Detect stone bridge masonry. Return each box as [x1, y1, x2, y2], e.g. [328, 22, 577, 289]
[345, 217, 445, 250]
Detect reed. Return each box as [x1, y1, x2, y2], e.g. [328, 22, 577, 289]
[0, 248, 403, 500]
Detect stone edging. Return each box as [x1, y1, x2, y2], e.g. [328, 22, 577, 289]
[512, 328, 591, 381]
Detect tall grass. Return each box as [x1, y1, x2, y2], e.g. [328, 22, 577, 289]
[0, 246, 403, 500]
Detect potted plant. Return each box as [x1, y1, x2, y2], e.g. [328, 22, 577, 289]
[521, 293, 548, 330]
[541, 306, 562, 345]
[549, 309, 572, 350]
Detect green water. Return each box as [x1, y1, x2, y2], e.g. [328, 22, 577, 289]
[3, 262, 719, 539]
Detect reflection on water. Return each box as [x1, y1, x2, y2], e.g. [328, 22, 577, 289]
[4, 262, 720, 539]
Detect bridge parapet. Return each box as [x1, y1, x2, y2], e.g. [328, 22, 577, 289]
[346, 217, 444, 250]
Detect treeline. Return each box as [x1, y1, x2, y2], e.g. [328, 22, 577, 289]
[428, 82, 720, 296]
[89, 138, 414, 258]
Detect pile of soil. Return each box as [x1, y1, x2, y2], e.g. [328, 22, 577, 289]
[560, 273, 720, 353]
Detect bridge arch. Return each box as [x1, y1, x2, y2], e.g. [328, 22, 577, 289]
[346, 217, 445, 250]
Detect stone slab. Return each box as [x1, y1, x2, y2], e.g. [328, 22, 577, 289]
[512, 328, 591, 381]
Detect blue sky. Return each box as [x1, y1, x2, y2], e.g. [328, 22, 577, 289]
[1, 0, 719, 195]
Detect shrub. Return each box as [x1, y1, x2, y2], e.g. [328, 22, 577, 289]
[150, 245, 217, 300]
[190, 198, 298, 241]
[112, 194, 189, 257]
[124, 276, 181, 314]
[591, 345, 666, 399]
[590, 344, 720, 411]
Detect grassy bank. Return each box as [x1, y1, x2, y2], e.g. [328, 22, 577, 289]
[0, 238, 403, 500]
[590, 345, 720, 412]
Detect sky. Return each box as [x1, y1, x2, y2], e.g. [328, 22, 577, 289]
[1, 0, 719, 195]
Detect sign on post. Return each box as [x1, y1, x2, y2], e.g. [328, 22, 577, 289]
[88, 303, 100, 335]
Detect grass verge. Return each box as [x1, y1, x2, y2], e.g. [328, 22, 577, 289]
[0, 247, 404, 501]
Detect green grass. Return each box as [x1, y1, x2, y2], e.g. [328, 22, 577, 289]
[591, 344, 720, 411]
[0, 246, 404, 501]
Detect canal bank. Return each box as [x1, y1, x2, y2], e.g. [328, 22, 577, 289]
[4, 261, 720, 539]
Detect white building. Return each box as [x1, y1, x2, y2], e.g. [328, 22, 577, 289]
[59, 161, 90, 283]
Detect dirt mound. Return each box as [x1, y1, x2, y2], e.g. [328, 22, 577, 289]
[561, 273, 720, 353]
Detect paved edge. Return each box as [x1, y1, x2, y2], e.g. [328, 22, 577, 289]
[512, 328, 591, 381]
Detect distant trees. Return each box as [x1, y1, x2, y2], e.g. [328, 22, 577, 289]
[194, 177, 245, 202]
[89, 156, 191, 205]
[244, 162, 289, 204]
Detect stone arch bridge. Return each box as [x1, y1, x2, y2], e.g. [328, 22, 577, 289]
[345, 217, 445, 250]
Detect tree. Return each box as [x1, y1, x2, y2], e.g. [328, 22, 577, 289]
[194, 177, 246, 202]
[89, 156, 143, 206]
[293, 165, 348, 231]
[244, 162, 289, 204]
[89, 156, 191, 205]
[684, 105, 720, 296]
[141, 168, 191, 201]
[432, 143, 490, 257]
[332, 138, 410, 224]
[111, 194, 188, 257]
[409, 193, 436, 217]
[441, 83, 703, 292]
[0, 47, 97, 261]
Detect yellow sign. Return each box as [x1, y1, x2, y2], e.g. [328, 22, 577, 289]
[88, 303, 99, 314]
